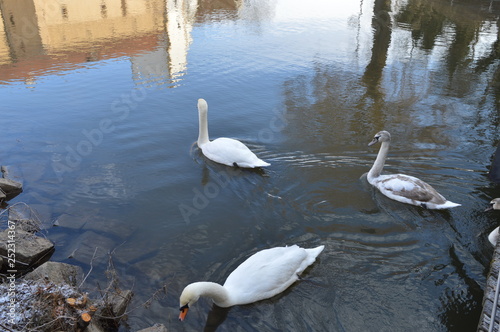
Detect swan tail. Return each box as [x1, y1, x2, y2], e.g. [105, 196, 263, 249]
[254, 160, 271, 167]
[305, 245, 325, 259]
[436, 201, 461, 209]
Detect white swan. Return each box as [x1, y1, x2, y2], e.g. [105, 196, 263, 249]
[197, 99, 270, 168]
[486, 198, 500, 245]
[179, 244, 324, 321]
[367, 130, 460, 209]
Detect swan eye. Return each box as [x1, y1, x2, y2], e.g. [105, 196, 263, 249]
[180, 304, 189, 311]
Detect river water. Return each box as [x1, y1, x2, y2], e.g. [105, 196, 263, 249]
[1, 0, 500, 331]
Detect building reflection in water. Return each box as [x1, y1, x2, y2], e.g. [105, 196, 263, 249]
[0, 0, 242, 88]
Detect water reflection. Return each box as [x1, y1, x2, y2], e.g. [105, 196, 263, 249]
[0, 0, 207, 87]
[1, 0, 500, 331]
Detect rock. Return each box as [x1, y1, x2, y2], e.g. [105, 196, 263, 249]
[63, 230, 116, 265]
[53, 213, 88, 229]
[108, 289, 133, 317]
[136, 323, 168, 332]
[85, 320, 106, 332]
[24, 261, 83, 286]
[82, 216, 135, 240]
[0, 229, 54, 271]
[0, 178, 22, 198]
[8, 204, 41, 233]
[97, 289, 133, 330]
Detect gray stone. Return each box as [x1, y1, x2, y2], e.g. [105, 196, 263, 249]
[0, 229, 54, 269]
[108, 289, 133, 317]
[136, 323, 168, 332]
[24, 261, 83, 286]
[85, 320, 106, 332]
[8, 205, 41, 233]
[0, 178, 22, 196]
[82, 216, 135, 239]
[64, 230, 116, 266]
[53, 213, 88, 230]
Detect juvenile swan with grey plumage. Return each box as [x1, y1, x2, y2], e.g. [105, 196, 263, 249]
[178, 245, 324, 321]
[196, 98, 270, 168]
[367, 131, 460, 209]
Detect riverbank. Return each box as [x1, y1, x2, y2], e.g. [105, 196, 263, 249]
[0, 167, 166, 332]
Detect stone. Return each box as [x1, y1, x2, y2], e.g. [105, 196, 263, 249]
[53, 213, 88, 230]
[84, 320, 106, 332]
[136, 323, 168, 332]
[0, 229, 54, 270]
[108, 289, 133, 317]
[82, 216, 135, 240]
[63, 230, 116, 266]
[0, 178, 22, 198]
[24, 261, 83, 286]
[8, 205, 41, 233]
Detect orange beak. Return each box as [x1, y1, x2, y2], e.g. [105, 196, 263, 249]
[179, 304, 189, 321]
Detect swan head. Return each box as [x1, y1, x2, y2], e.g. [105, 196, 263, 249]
[486, 198, 500, 211]
[368, 130, 391, 146]
[198, 98, 208, 113]
[179, 283, 201, 321]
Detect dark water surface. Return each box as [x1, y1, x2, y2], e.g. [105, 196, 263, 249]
[1, 0, 500, 331]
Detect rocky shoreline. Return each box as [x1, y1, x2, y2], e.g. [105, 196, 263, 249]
[0, 168, 166, 332]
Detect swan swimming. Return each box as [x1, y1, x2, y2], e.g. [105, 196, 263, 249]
[486, 198, 500, 246]
[179, 244, 324, 321]
[196, 98, 270, 168]
[367, 130, 460, 209]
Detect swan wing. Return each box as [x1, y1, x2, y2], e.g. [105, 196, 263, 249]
[374, 174, 446, 205]
[201, 138, 269, 168]
[223, 245, 323, 305]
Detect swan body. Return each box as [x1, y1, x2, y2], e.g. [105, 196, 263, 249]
[488, 227, 499, 246]
[486, 198, 500, 245]
[179, 244, 324, 321]
[367, 131, 460, 209]
[197, 98, 270, 168]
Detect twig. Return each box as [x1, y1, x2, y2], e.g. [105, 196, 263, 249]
[79, 247, 99, 288]
[0, 323, 15, 332]
[24, 315, 76, 331]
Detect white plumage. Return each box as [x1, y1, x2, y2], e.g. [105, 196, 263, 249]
[486, 198, 500, 246]
[367, 130, 460, 209]
[179, 245, 324, 321]
[196, 98, 270, 168]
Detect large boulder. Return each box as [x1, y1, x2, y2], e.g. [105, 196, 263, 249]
[0, 178, 23, 195]
[24, 261, 83, 286]
[0, 229, 54, 271]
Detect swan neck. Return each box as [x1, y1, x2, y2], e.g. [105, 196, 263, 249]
[368, 141, 389, 180]
[193, 282, 231, 307]
[198, 106, 210, 146]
